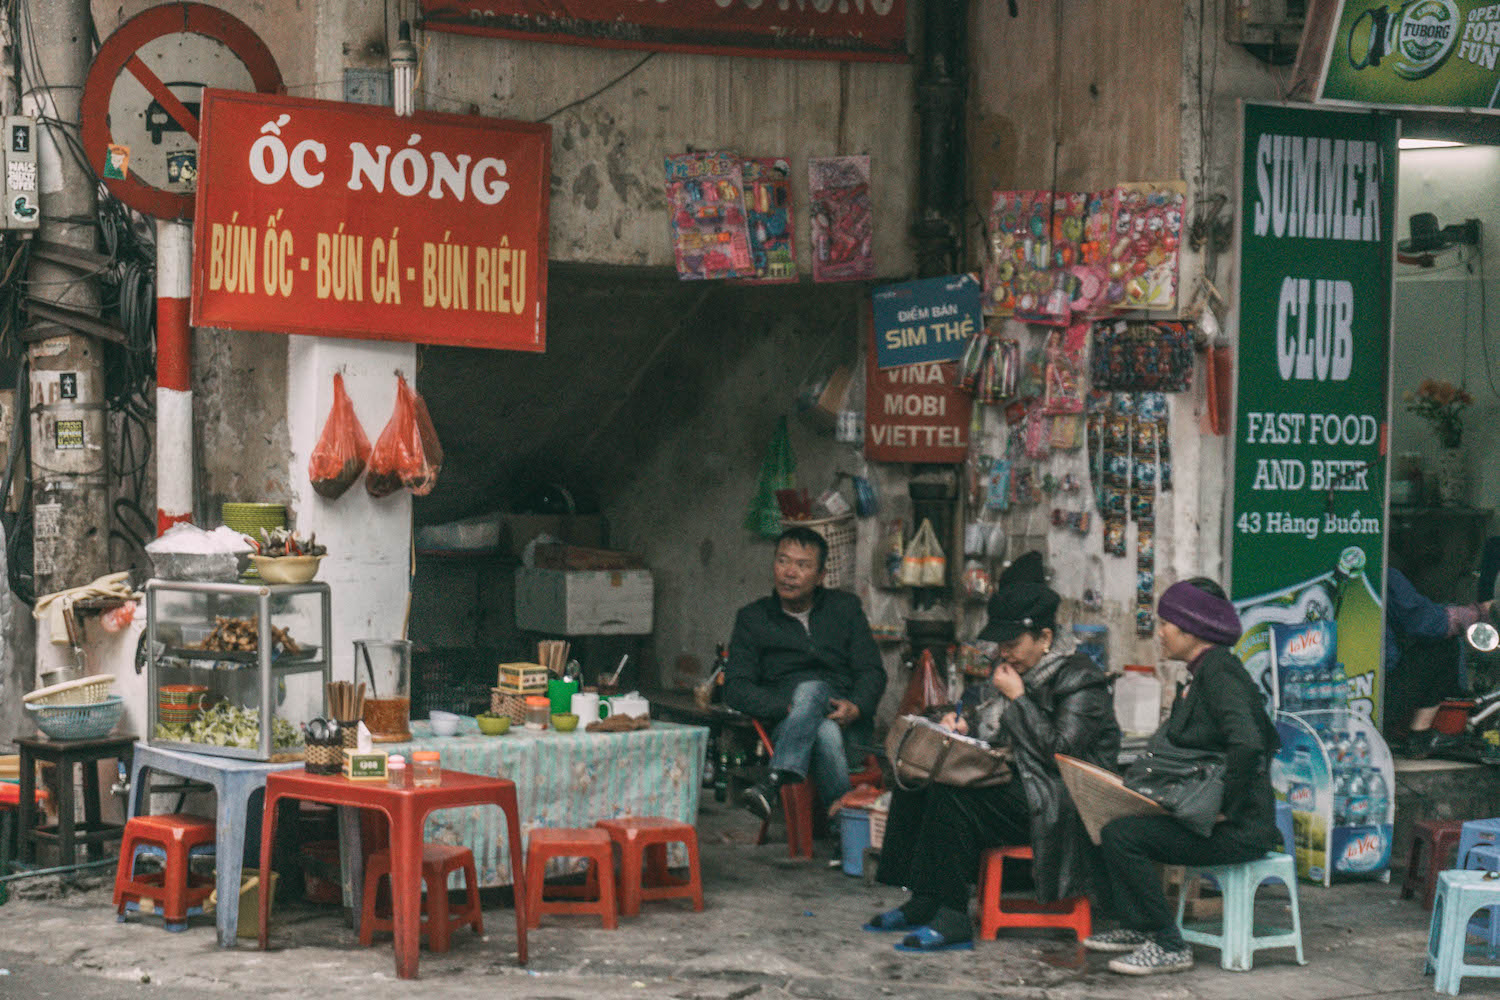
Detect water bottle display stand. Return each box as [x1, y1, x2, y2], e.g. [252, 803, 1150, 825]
[1274, 710, 1394, 886]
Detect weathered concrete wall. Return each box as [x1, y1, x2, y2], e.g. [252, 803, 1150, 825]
[419, 30, 917, 275]
[965, 0, 1285, 672]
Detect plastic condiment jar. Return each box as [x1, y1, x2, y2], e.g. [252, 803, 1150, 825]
[411, 750, 441, 787]
[387, 754, 407, 788]
[524, 696, 551, 730]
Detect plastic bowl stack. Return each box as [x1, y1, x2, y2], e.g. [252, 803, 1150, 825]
[23, 675, 124, 740]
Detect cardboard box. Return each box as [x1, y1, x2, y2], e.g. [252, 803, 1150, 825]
[496, 661, 549, 694]
[514, 567, 653, 635]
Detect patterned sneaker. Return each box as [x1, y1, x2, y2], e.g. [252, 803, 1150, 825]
[1082, 928, 1151, 953]
[1107, 940, 1194, 976]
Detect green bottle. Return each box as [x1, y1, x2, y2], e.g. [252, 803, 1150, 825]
[1333, 546, 1384, 725]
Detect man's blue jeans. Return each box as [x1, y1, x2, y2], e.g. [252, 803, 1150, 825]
[771, 679, 856, 805]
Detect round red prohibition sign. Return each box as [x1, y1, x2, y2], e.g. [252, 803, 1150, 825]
[81, 3, 282, 220]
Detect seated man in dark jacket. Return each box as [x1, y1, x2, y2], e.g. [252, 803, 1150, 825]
[726, 526, 886, 819]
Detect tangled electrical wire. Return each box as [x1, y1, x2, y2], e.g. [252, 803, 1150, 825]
[0, 0, 161, 599]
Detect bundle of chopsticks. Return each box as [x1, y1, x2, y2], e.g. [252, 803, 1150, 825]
[538, 639, 570, 676]
[327, 680, 366, 722]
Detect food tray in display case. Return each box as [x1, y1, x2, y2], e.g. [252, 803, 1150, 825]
[145, 578, 332, 761]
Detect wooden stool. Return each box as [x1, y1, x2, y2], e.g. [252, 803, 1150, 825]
[1403, 819, 1465, 910]
[17, 735, 132, 867]
[525, 827, 617, 929]
[977, 845, 1091, 942]
[596, 817, 703, 916]
[360, 843, 483, 953]
[113, 813, 216, 932]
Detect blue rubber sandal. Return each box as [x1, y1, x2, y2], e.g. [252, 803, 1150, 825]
[863, 908, 917, 932]
[893, 925, 974, 953]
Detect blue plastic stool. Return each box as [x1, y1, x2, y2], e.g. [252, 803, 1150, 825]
[1426, 869, 1500, 995]
[1459, 819, 1500, 869]
[1176, 851, 1307, 971]
[1461, 844, 1500, 958]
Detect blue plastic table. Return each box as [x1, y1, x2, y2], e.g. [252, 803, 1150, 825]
[127, 742, 303, 947]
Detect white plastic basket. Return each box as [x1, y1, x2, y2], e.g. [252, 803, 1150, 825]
[783, 515, 856, 590]
[22, 673, 116, 707]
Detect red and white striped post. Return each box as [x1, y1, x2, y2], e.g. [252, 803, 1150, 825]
[156, 218, 194, 534]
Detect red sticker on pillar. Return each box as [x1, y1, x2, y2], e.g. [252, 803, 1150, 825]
[864, 322, 972, 463]
[191, 89, 550, 351]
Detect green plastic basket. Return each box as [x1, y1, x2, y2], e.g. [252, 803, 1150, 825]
[25, 695, 124, 740]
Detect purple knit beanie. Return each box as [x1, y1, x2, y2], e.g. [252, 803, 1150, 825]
[1157, 580, 1242, 645]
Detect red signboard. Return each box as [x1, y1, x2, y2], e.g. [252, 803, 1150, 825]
[420, 0, 907, 63]
[863, 329, 971, 464]
[191, 90, 550, 351]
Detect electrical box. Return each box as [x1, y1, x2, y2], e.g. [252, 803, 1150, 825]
[2, 116, 37, 231]
[1226, 0, 1306, 46]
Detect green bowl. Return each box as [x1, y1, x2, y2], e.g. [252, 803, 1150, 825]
[551, 713, 579, 733]
[475, 713, 511, 735]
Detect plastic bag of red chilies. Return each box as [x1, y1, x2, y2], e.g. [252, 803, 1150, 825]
[307, 373, 372, 499]
[366, 374, 444, 498]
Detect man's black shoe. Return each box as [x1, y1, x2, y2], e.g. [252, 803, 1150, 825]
[741, 779, 775, 820]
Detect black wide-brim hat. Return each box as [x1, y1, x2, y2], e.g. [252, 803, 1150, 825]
[978, 582, 1061, 644]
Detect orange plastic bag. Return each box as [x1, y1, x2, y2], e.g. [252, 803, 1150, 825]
[307, 373, 372, 499]
[366, 374, 444, 498]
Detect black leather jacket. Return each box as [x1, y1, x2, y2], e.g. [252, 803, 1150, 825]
[995, 650, 1122, 902]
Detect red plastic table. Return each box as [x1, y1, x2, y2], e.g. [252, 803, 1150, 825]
[257, 769, 527, 977]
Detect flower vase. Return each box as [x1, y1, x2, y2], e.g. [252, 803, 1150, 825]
[1437, 447, 1467, 506]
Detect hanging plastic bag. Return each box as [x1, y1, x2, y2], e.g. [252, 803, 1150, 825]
[744, 416, 797, 538]
[899, 521, 927, 587]
[366, 374, 444, 498]
[308, 373, 372, 499]
[898, 649, 950, 716]
[878, 519, 905, 588]
[917, 519, 946, 586]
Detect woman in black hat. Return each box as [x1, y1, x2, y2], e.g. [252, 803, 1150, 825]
[1086, 578, 1281, 976]
[866, 581, 1121, 952]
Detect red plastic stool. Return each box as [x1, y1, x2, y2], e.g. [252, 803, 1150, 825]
[360, 843, 483, 952]
[525, 827, 618, 929]
[113, 813, 216, 932]
[751, 719, 883, 859]
[977, 845, 1092, 942]
[1403, 819, 1466, 910]
[596, 817, 704, 916]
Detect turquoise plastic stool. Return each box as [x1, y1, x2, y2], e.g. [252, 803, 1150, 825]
[1176, 851, 1307, 971]
[1426, 869, 1500, 995]
[1461, 843, 1500, 956]
[1459, 819, 1500, 869]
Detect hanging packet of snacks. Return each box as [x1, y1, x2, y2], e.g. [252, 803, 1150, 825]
[985, 460, 1012, 512]
[877, 520, 905, 588]
[1024, 405, 1050, 460]
[1085, 390, 1109, 512]
[1049, 414, 1085, 451]
[1090, 319, 1195, 392]
[1042, 331, 1084, 414]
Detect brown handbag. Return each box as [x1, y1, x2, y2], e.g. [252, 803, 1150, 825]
[885, 714, 1013, 791]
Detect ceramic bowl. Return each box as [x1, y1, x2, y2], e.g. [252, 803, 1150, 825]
[475, 713, 511, 735]
[250, 554, 323, 584]
[551, 713, 579, 733]
[429, 711, 460, 737]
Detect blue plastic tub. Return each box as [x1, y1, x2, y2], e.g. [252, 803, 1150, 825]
[840, 808, 871, 876]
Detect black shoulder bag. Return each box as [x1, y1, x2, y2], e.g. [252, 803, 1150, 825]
[1122, 731, 1226, 838]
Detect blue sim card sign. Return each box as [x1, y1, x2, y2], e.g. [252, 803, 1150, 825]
[872, 274, 982, 370]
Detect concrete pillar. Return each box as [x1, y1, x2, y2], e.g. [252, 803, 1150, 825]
[20, 0, 108, 593]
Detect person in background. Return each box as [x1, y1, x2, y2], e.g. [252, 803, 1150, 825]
[1088, 578, 1280, 976]
[726, 526, 886, 820]
[1386, 566, 1491, 756]
[866, 581, 1120, 953]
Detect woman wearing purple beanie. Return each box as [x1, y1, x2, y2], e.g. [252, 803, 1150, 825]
[1085, 577, 1281, 976]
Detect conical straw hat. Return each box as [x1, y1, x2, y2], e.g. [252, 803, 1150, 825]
[1056, 753, 1165, 845]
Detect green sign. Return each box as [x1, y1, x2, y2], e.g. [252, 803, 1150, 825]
[1230, 102, 1396, 726]
[1320, 0, 1500, 112]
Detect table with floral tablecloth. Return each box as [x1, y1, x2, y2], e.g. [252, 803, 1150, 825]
[382, 718, 707, 885]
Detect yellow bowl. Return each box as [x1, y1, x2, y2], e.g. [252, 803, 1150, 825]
[475, 713, 511, 735]
[550, 713, 579, 732]
[249, 554, 323, 584]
